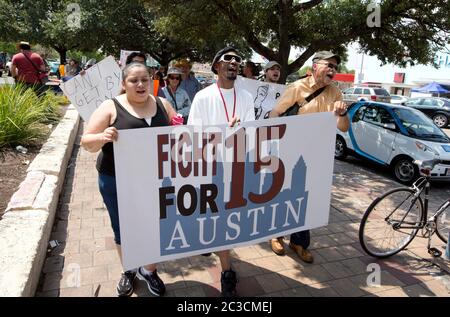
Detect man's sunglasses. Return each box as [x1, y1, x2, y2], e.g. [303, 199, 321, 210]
[168, 76, 181, 80]
[315, 62, 339, 71]
[218, 54, 242, 64]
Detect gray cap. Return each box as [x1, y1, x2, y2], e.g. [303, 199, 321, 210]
[312, 51, 341, 64]
[264, 61, 281, 71]
[167, 67, 183, 76]
[211, 46, 239, 74]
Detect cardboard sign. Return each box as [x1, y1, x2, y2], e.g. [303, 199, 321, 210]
[60, 56, 122, 122]
[236, 76, 286, 120]
[114, 114, 336, 270]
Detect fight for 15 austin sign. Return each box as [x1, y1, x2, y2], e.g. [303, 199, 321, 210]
[114, 114, 335, 270]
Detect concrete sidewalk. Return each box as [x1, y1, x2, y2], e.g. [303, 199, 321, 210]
[36, 124, 450, 297]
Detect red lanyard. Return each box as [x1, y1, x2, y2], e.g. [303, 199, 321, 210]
[217, 83, 236, 123]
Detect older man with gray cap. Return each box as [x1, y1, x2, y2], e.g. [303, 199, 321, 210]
[268, 50, 349, 263]
[264, 61, 281, 83]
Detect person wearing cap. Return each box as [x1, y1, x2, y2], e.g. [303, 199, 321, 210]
[174, 58, 202, 101]
[11, 41, 47, 95]
[187, 47, 255, 297]
[161, 67, 191, 123]
[269, 50, 349, 263]
[264, 61, 281, 83]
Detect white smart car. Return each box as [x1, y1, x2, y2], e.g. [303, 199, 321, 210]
[335, 101, 450, 183]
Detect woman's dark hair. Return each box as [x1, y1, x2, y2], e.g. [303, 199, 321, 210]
[244, 61, 260, 76]
[122, 62, 150, 80]
[126, 52, 146, 65]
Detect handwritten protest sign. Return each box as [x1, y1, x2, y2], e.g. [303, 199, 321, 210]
[114, 114, 336, 270]
[60, 56, 122, 122]
[236, 76, 286, 120]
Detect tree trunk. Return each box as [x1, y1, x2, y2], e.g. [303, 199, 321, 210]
[56, 49, 67, 65]
[277, 0, 291, 84]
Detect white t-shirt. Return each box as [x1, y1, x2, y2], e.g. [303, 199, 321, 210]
[187, 83, 255, 126]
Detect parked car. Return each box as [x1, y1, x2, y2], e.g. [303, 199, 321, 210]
[46, 59, 60, 76]
[390, 94, 409, 105]
[335, 101, 450, 184]
[402, 97, 450, 128]
[342, 86, 391, 104]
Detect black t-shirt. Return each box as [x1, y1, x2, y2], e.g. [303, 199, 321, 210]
[96, 96, 169, 176]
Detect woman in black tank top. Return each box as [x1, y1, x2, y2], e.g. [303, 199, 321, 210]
[81, 62, 176, 297]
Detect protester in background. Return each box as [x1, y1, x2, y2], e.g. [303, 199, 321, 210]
[125, 52, 146, 65]
[10, 41, 47, 95]
[158, 65, 167, 77]
[242, 60, 258, 79]
[264, 61, 281, 83]
[162, 67, 191, 123]
[154, 71, 165, 88]
[174, 58, 202, 101]
[269, 51, 349, 264]
[81, 62, 177, 297]
[188, 47, 255, 297]
[62, 58, 82, 82]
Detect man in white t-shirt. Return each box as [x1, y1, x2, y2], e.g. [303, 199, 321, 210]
[187, 47, 255, 297]
[188, 47, 254, 126]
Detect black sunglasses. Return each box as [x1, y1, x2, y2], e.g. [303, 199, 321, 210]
[168, 76, 181, 80]
[219, 54, 242, 64]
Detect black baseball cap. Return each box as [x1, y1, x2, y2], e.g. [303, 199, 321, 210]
[211, 46, 239, 74]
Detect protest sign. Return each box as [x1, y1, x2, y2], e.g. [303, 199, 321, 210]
[60, 56, 122, 122]
[114, 113, 336, 270]
[236, 76, 286, 120]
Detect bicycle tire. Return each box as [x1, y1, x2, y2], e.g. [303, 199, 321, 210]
[435, 201, 449, 244]
[359, 187, 423, 258]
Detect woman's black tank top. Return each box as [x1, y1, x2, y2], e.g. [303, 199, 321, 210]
[96, 96, 169, 176]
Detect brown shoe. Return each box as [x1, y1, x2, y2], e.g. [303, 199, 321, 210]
[270, 237, 285, 255]
[289, 242, 314, 263]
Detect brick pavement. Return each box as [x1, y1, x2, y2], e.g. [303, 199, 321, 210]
[36, 125, 450, 297]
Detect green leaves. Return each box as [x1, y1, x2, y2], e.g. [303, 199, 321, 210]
[0, 85, 62, 148]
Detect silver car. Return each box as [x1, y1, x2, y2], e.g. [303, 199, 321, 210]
[342, 86, 391, 105]
[390, 94, 409, 105]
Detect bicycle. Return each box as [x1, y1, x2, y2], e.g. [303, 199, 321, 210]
[359, 158, 450, 258]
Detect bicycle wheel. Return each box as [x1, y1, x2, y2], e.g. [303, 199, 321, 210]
[435, 200, 450, 244]
[359, 188, 423, 258]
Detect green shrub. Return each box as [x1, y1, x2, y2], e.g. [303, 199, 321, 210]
[0, 84, 63, 148]
[39, 91, 64, 125]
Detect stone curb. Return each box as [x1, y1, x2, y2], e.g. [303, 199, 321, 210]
[0, 105, 79, 296]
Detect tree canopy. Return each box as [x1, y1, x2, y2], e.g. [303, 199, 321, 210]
[145, 0, 450, 82]
[1, 0, 449, 82]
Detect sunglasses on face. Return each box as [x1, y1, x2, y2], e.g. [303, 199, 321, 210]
[168, 76, 181, 80]
[218, 54, 242, 64]
[316, 62, 339, 71]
